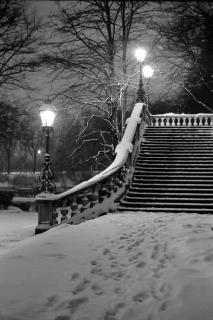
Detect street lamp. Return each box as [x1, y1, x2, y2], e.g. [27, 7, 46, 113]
[39, 103, 57, 193]
[135, 48, 147, 102]
[142, 65, 154, 106]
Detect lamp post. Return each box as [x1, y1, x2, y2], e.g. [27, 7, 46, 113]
[39, 103, 57, 193]
[142, 65, 154, 106]
[135, 48, 146, 102]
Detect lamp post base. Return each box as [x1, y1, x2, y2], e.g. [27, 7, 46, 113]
[35, 199, 55, 235]
[35, 223, 54, 235]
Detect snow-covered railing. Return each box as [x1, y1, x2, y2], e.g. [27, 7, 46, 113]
[151, 113, 213, 127]
[35, 103, 148, 234]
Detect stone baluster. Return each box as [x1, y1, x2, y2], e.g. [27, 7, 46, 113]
[59, 199, 68, 222]
[97, 183, 105, 203]
[176, 118, 180, 126]
[210, 117, 213, 126]
[182, 117, 186, 126]
[89, 186, 99, 207]
[70, 196, 81, 216]
[154, 117, 159, 126]
[80, 191, 90, 212]
[115, 171, 124, 187]
[198, 117, 201, 126]
[60, 208, 69, 222]
[105, 178, 113, 197]
[100, 181, 109, 198]
[165, 117, 170, 126]
[171, 117, 175, 126]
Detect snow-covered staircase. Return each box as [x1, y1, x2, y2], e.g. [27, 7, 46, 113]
[118, 126, 213, 213]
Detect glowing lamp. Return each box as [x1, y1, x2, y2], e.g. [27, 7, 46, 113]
[143, 65, 154, 79]
[39, 104, 56, 127]
[135, 48, 146, 63]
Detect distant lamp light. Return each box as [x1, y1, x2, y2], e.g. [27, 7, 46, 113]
[143, 65, 154, 79]
[37, 149, 41, 154]
[135, 48, 146, 63]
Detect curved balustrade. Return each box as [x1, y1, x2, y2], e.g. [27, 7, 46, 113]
[151, 113, 213, 127]
[35, 103, 148, 234]
[35, 107, 213, 234]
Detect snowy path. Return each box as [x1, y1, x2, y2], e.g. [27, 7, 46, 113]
[0, 208, 37, 251]
[0, 211, 213, 320]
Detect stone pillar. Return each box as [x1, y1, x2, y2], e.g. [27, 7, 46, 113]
[35, 199, 54, 234]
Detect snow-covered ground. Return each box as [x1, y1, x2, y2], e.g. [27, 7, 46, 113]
[0, 207, 37, 251]
[0, 210, 213, 320]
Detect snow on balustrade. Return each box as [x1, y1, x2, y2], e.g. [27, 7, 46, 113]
[35, 103, 146, 231]
[151, 113, 213, 127]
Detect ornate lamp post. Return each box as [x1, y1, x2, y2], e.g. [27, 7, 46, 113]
[39, 103, 57, 193]
[142, 65, 154, 106]
[135, 48, 147, 102]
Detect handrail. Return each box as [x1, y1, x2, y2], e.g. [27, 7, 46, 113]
[35, 102, 147, 234]
[36, 103, 144, 201]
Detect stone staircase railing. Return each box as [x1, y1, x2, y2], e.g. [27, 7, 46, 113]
[35, 102, 149, 234]
[151, 113, 213, 127]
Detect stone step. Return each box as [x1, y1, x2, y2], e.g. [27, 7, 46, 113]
[142, 144, 213, 148]
[139, 151, 213, 155]
[133, 178, 213, 184]
[134, 174, 213, 180]
[141, 147, 213, 151]
[138, 155, 213, 159]
[131, 182, 213, 187]
[141, 146, 213, 150]
[136, 159, 213, 163]
[129, 186, 213, 192]
[117, 206, 213, 213]
[122, 196, 213, 203]
[134, 168, 213, 173]
[127, 191, 213, 197]
[135, 162, 213, 167]
[144, 133, 213, 136]
[143, 138, 213, 141]
[119, 200, 213, 208]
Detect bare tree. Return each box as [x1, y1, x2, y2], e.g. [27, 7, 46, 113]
[20, 115, 43, 173]
[150, 1, 213, 112]
[0, 101, 26, 173]
[37, 0, 157, 169]
[0, 0, 41, 91]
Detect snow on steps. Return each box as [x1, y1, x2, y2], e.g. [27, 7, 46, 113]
[118, 126, 213, 213]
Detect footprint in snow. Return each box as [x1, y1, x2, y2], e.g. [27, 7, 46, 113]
[72, 277, 90, 295]
[91, 283, 103, 295]
[133, 291, 150, 303]
[56, 296, 88, 314]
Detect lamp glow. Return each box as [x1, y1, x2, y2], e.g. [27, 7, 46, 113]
[142, 65, 154, 79]
[135, 48, 146, 62]
[39, 104, 56, 127]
